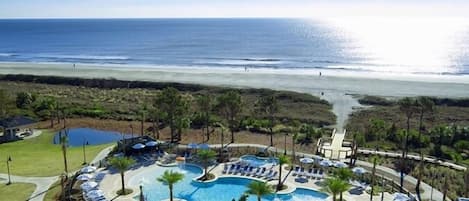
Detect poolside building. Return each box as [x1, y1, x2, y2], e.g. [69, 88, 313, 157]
[0, 116, 37, 143]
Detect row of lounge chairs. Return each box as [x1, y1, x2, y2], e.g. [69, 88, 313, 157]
[292, 166, 325, 179]
[222, 164, 278, 181]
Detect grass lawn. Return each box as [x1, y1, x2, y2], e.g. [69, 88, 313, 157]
[0, 183, 36, 201]
[0, 130, 111, 177]
[44, 180, 61, 201]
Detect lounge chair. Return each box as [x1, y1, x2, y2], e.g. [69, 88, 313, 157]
[244, 166, 254, 176]
[263, 170, 273, 178]
[306, 168, 314, 178]
[292, 166, 300, 176]
[252, 167, 261, 176]
[267, 171, 278, 180]
[298, 167, 306, 177]
[256, 168, 266, 177]
[312, 169, 319, 179]
[222, 164, 230, 174]
[229, 164, 240, 174]
[317, 169, 325, 179]
[238, 166, 248, 174]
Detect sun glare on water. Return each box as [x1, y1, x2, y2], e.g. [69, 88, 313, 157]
[324, 17, 469, 74]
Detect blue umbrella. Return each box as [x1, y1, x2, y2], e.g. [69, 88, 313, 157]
[132, 143, 145, 149]
[188, 143, 198, 149]
[319, 160, 333, 167]
[145, 141, 158, 147]
[198, 143, 210, 150]
[299, 157, 315, 164]
[334, 161, 348, 168]
[352, 167, 367, 174]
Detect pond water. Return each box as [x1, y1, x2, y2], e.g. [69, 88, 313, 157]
[53, 128, 132, 146]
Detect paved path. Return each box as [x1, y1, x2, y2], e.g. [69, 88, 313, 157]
[0, 173, 58, 201]
[179, 143, 446, 201]
[0, 145, 115, 201]
[358, 149, 467, 171]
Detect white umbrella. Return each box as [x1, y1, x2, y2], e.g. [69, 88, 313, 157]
[80, 181, 98, 192]
[77, 173, 94, 181]
[198, 143, 210, 150]
[334, 161, 348, 168]
[393, 193, 410, 201]
[352, 167, 367, 174]
[188, 143, 198, 149]
[319, 160, 333, 167]
[86, 189, 104, 198]
[299, 157, 315, 164]
[81, 166, 97, 173]
[145, 141, 158, 147]
[132, 143, 145, 149]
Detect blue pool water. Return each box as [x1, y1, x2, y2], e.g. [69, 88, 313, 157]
[53, 128, 132, 146]
[241, 155, 278, 167]
[129, 164, 328, 201]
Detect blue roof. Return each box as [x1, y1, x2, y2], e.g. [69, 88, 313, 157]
[0, 116, 36, 128]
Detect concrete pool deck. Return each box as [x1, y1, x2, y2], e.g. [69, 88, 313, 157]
[97, 161, 395, 201]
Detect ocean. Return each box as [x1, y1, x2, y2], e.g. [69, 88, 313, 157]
[1, 18, 469, 75]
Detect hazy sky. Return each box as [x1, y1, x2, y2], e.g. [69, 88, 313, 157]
[1, 0, 469, 18]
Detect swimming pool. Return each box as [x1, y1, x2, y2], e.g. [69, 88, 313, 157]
[53, 128, 132, 146]
[128, 164, 328, 201]
[240, 155, 278, 167]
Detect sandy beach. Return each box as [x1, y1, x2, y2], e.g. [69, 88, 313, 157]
[1, 62, 469, 130]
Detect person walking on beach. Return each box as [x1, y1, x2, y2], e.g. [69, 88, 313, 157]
[319, 71, 322, 77]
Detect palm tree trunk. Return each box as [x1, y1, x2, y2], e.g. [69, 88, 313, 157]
[400, 116, 410, 192]
[333, 194, 337, 201]
[230, 128, 234, 143]
[257, 195, 261, 201]
[270, 128, 273, 147]
[169, 186, 174, 201]
[371, 158, 377, 201]
[340, 192, 343, 201]
[141, 113, 145, 136]
[120, 172, 125, 193]
[152, 120, 157, 139]
[416, 152, 423, 200]
[50, 114, 54, 128]
[277, 167, 282, 191]
[205, 115, 210, 141]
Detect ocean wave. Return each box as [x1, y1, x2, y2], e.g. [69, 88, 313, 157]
[194, 57, 282, 66]
[35, 54, 130, 60]
[0, 53, 16, 57]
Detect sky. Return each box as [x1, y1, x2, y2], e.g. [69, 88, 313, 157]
[1, 0, 469, 18]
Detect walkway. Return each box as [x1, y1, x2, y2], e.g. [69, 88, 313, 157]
[0, 174, 58, 201]
[358, 149, 467, 171]
[0, 145, 115, 201]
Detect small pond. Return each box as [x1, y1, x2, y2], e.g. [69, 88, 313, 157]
[53, 128, 132, 146]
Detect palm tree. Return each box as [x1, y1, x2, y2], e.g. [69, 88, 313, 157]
[197, 149, 217, 180]
[322, 177, 350, 201]
[139, 104, 148, 136]
[256, 94, 279, 146]
[333, 168, 353, 181]
[370, 156, 381, 201]
[197, 94, 214, 141]
[60, 130, 69, 175]
[217, 90, 242, 143]
[397, 97, 416, 191]
[246, 181, 273, 201]
[109, 157, 136, 195]
[415, 97, 434, 199]
[277, 155, 290, 191]
[157, 170, 184, 201]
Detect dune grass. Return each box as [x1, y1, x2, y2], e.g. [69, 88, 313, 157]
[0, 130, 111, 177]
[0, 182, 36, 201]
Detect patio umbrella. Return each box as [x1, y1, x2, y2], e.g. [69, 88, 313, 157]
[299, 157, 315, 164]
[86, 189, 104, 199]
[334, 161, 348, 168]
[352, 167, 367, 174]
[393, 193, 410, 201]
[80, 181, 98, 192]
[77, 173, 94, 181]
[145, 141, 158, 147]
[319, 160, 333, 167]
[132, 143, 146, 149]
[188, 143, 198, 149]
[310, 155, 323, 160]
[198, 143, 210, 150]
[81, 166, 97, 173]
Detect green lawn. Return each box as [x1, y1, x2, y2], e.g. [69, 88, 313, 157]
[0, 130, 111, 177]
[0, 183, 36, 201]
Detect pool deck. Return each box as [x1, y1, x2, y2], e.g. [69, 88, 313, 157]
[97, 161, 395, 201]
